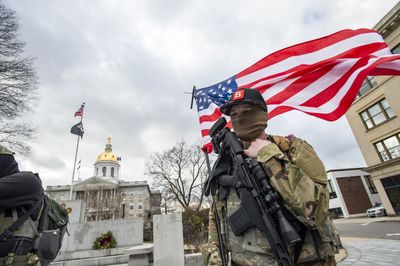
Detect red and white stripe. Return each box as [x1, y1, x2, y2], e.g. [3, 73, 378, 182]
[198, 29, 400, 152]
[74, 104, 85, 117]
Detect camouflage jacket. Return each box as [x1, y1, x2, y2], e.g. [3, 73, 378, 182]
[202, 135, 338, 266]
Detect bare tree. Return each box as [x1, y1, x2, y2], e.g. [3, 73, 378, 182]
[0, 1, 38, 154]
[159, 188, 177, 214]
[147, 141, 208, 212]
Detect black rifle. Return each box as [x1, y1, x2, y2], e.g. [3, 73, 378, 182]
[208, 117, 301, 266]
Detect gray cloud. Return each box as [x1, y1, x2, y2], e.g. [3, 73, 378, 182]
[25, 153, 66, 171]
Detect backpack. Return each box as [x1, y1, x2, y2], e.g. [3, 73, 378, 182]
[265, 135, 329, 228]
[36, 195, 69, 265]
[0, 194, 69, 266]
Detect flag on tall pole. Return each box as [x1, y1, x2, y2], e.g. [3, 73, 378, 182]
[74, 103, 85, 117]
[194, 28, 400, 153]
[70, 102, 85, 200]
[70, 121, 84, 138]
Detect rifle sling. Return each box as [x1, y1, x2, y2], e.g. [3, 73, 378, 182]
[212, 196, 228, 266]
[293, 225, 306, 263]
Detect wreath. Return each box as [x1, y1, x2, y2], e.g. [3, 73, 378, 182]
[92, 231, 117, 250]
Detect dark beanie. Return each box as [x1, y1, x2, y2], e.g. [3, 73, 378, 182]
[0, 154, 20, 178]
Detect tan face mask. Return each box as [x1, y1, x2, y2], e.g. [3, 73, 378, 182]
[231, 106, 268, 141]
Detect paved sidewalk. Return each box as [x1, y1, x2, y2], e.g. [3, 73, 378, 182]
[338, 237, 400, 265]
[333, 217, 400, 265]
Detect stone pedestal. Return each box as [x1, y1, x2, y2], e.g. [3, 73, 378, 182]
[125, 243, 154, 266]
[153, 213, 185, 266]
[61, 199, 86, 223]
[60, 218, 143, 252]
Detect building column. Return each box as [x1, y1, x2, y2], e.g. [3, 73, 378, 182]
[375, 177, 396, 215]
[112, 189, 115, 218]
[96, 190, 101, 220]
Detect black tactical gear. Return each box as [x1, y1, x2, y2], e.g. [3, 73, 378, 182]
[0, 147, 43, 210]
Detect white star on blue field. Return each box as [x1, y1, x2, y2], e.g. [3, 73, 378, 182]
[194, 77, 238, 111]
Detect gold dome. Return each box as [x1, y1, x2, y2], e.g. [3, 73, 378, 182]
[95, 137, 119, 163]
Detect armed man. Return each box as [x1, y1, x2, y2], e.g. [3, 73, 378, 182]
[202, 88, 338, 266]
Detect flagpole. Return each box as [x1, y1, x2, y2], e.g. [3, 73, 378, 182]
[78, 160, 81, 181]
[204, 150, 211, 175]
[184, 86, 196, 109]
[69, 108, 84, 200]
[69, 134, 80, 200]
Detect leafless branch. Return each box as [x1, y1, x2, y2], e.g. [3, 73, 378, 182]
[0, 1, 38, 154]
[146, 140, 208, 212]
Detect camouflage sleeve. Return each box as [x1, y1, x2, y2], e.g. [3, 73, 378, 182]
[255, 141, 329, 228]
[256, 142, 290, 188]
[287, 138, 327, 185]
[256, 142, 286, 164]
[256, 139, 327, 184]
[201, 200, 223, 266]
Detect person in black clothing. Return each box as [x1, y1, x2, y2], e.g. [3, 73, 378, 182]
[0, 146, 45, 265]
[0, 146, 44, 210]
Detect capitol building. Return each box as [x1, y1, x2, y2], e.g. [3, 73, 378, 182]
[46, 138, 161, 221]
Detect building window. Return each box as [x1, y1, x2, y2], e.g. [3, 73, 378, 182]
[130, 192, 134, 197]
[357, 76, 377, 98]
[365, 175, 378, 194]
[391, 43, 400, 54]
[375, 133, 400, 162]
[121, 192, 126, 197]
[111, 167, 114, 177]
[360, 98, 395, 129]
[96, 168, 99, 176]
[381, 175, 400, 215]
[327, 180, 337, 199]
[329, 207, 343, 217]
[381, 175, 400, 187]
[138, 204, 143, 210]
[130, 204, 134, 210]
[102, 166, 106, 176]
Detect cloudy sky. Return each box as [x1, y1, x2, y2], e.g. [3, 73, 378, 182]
[5, 0, 398, 188]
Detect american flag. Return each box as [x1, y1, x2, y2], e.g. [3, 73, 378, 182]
[194, 28, 400, 153]
[74, 103, 85, 117]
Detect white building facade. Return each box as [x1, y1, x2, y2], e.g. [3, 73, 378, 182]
[327, 168, 381, 218]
